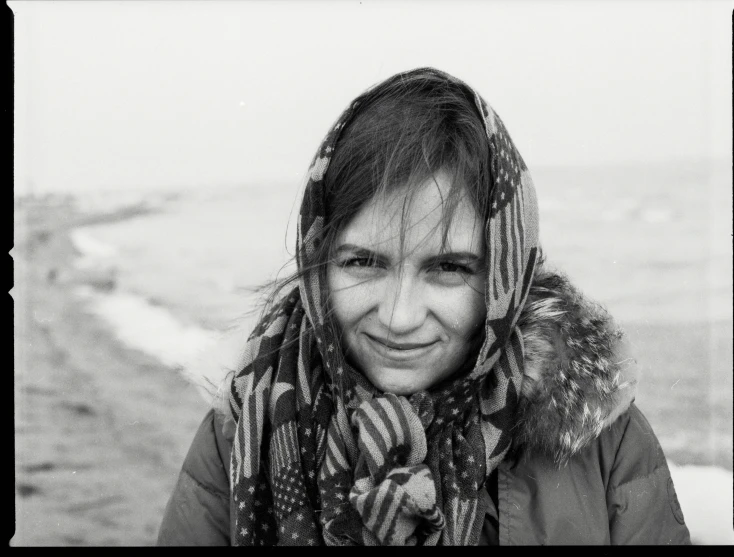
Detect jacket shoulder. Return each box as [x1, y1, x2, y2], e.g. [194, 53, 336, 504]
[603, 404, 691, 544]
[157, 409, 233, 546]
[603, 403, 665, 485]
[181, 408, 233, 496]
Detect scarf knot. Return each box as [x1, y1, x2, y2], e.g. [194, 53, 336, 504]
[337, 394, 445, 545]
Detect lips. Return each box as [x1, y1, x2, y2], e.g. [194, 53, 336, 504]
[363, 333, 438, 362]
[369, 335, 435, 350]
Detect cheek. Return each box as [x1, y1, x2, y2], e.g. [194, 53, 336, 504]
[326, 266, 370, 330]
[326, 267, 346, 327]
[444, 278, 486, 337]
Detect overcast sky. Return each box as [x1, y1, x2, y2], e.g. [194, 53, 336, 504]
[11, 0, 733, 195]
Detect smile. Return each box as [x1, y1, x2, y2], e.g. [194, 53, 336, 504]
[364, 334, 438, 361]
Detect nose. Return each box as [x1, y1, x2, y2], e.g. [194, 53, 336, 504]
[377, 270, 426, 335]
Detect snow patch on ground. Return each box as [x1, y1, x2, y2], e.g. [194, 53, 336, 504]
[69, 228, 119, 259]
[75, 286, 218, 373]
[669, 462, 734, 545]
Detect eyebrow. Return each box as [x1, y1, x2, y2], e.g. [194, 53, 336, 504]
[333, 243, 484, 263]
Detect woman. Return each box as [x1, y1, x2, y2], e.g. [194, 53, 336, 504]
[157, 68, 691, 545]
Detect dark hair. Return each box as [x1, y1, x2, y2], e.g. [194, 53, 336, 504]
[323, 69, 491, 260]
[254, 68, 492, 319]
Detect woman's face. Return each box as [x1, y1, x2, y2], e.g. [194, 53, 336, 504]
[327, 171, 487, 395]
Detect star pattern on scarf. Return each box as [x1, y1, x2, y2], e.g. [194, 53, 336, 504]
[484, 297, 517, 362]
[486, 379, 519, 459]
[272, 462, 309, 520]
[489, 117, 524, 217]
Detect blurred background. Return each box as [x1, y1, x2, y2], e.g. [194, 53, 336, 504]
[11, 0, 733, 546]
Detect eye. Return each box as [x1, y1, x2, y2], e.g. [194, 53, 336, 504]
[341, 256, 380, 268]
[435, 261, 472, 274]
[334, 255, 386, 280]
[428, 260, 478, 287]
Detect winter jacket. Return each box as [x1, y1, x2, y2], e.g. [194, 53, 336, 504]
[157, 269, 691, 545]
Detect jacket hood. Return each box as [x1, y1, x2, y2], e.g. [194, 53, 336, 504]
[183, 258, 637, 467]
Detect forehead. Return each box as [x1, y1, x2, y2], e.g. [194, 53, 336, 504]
[336, 172, 485, 255]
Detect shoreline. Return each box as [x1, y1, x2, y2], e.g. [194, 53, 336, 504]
[13, 202, 209, 546]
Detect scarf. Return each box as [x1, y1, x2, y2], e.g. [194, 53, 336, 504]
[229, 68, 540, 546]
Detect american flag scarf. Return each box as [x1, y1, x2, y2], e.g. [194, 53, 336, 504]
[229, 68, 540, 546]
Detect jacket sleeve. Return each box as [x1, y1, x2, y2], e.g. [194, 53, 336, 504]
[157, 409, 233, 546]
[606, 403, 691, 545]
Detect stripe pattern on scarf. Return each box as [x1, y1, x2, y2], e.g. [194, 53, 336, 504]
[321, 394, 445, 546]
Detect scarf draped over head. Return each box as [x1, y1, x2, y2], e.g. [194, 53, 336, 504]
[229, 68, 540, 546]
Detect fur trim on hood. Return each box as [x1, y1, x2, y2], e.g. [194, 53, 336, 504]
[181, 262, 637, 467]
[515, 264, 637, 464]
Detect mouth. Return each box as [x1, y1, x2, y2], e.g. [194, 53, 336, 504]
[363, 334, 438, 361]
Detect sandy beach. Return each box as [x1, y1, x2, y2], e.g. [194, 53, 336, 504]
[12, 195, 733, 545]
[13, 200, 208, 546]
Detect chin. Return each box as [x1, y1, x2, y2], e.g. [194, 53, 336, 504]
[364, 369, 436, 396]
